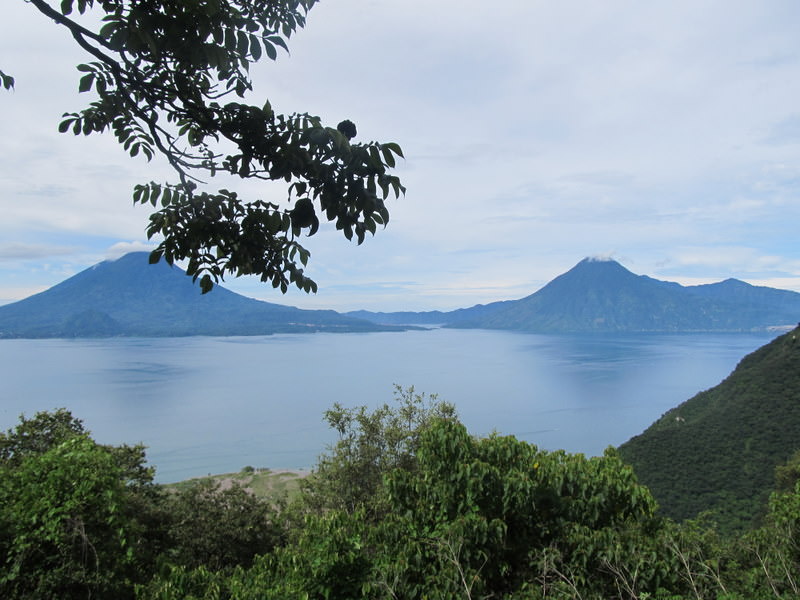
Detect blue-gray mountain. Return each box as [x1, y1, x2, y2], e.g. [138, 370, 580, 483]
[349, 258, 800, 332]
[0, 253, 405, 338]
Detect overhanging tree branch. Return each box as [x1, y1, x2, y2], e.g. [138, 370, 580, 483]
[23, 0, 405, 293]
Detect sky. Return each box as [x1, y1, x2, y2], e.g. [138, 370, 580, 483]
[2, 0, 800, 312]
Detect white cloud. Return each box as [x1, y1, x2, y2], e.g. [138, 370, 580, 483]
[0, 287, 50, 307]
[105, 241, 157, 260]
[0, 243, 78, 261]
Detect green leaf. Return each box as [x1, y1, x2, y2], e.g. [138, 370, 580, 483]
[60, 0, 74, 15]
[262, 39, 277, 61]
[237, 30, 249, 57]
[150, 185, 162, 207]
[267, 35, 289, 53]
[298, 247, 310, 266]
[78, 73, 94, 93]
[134, 185, 150, 205]
[381, 146, 396, 168]
[249, 35, 261, 60]
[224, 28, 236, 52]
[367, 146, 382, 169]
[0, 70, 15, 91]
[99, 22, 117, 40]
[382, 142, 404, 159]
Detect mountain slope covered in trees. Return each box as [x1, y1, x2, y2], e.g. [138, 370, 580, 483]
[0, 253, 402, 338]
[619, 326, 800, 532]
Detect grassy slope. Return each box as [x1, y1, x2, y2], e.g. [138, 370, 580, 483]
[166, 467, 308, 502]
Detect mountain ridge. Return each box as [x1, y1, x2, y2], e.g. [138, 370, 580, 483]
[350, 258, 800, 332]
[4, 254, 799, 336]
[0, 252, 406, 338]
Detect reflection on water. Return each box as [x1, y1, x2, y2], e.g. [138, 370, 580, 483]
[0, 329, 776, 482]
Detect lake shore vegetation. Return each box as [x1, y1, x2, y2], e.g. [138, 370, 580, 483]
[2, 387, 800, 599]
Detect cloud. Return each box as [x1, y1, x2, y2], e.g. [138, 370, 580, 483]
[654, 246, 800, 281]
[558, 171, 636, 188]
[762, 114, 800, 146]
[0, 243, 79, 261]
[3, 0, 800, 309]
[14, 184, 75, 198]
[105, 241, 157, 260]
[586, 255, 618, 263]
[0, 286, 50, 307]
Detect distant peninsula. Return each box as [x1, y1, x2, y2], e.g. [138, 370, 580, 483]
[0, 253, 408, 338]
[349, 257, 800, 332]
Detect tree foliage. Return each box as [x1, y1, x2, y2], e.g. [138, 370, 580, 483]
[0, 410, 163, 599]
[301, 385, 458, 517]
[0, 409, 287, 599]
[7, 400, 800, 599]
[24, 0, 405, 293]
[140, 419, 670, 600]
[163, 478, 285, 572]
[774, 449, 800, 494]
[0, 431, 143, 599]
[619, 326, 800, 534]
[139, 411, 800, 600]
[0, 407, 86, 465]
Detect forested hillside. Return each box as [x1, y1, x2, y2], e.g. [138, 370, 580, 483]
[619, 326, 800, 532]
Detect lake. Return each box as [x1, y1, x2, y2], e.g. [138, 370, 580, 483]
[0, 328, 779, 482]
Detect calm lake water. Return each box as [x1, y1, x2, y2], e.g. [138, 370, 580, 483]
[0, 328, 779, 482]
